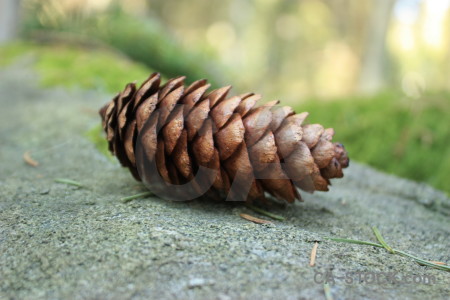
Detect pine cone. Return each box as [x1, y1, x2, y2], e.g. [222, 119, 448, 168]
[99, 73, 349, 204]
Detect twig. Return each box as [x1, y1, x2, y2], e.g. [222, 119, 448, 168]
[239, 213, 272, 224]
[120, 191, 153, 203]
[245, 204, 285, 221]
[23, 151, 39, 167]
[54, 178, 83, 187]
[310, 242, 319, 267]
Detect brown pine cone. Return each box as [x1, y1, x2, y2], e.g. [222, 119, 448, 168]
[99, 73, 349, 203]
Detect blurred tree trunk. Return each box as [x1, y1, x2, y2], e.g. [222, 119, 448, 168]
[445, 9, 450, 89]
[0, 0, 21, 43]
[358, 0, 397, 93]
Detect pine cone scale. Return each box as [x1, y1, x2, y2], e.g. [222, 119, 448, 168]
[186, 99, 210, 141]
[192, 119, 215, 164]
[204, 85, 231, 107]
[211, 95, 241, 129]
[159, 76, 185, 100]
[132, 73, 160, 107]
[235, 94, 261, 117]
[136, 93, 158, 132]
[162, 105, 184, 155]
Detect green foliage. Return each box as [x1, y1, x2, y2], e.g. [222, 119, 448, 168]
[0, 42, 148, 160]
[0, 41, 151, 92]
[299, 91, 450, 194]
[0, 42, 32, 66]
[21, 5, 222, 87]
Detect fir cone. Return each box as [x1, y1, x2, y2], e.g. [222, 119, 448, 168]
[99, 73, 349, 203]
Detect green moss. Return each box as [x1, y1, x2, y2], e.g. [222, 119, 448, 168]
[0, 41, 151, 159]
[0, 42, 33, 66]
[298, 91, 450, 195]
[0, 41, 152, 93]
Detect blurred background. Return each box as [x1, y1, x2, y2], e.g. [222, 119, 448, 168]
[1, 0, 449, 194]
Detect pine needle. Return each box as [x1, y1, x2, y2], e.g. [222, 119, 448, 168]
[245, 204, 285, 221]
[429, 261, 447, 265]
[372, 226, 395, 254]
[310, 242, 319, 267]
[323, 283, 333, 300]
[324, 237, 383, 248]
[325, 230, 450, 272]
[23, 151, 39, 167]
[394, 249, 450, 271]
[120, 191, 153, 203]
[239, 213, 272, 224]
[54, 178, 83, 187]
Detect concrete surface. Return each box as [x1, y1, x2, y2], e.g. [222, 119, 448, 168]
[0, 65, 449, 300]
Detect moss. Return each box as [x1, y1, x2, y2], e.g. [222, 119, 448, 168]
[299, 91, 450, 194]
[0, 42, 32, 66]
[0, 41, 152, 159]
[0, 41, 152, 93]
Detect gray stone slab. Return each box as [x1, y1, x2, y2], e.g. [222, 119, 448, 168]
[0, 66, 449, 300]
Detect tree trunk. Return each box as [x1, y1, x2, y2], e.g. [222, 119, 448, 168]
[0, 0, 21, 44]
[358, 0, 397, 93]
